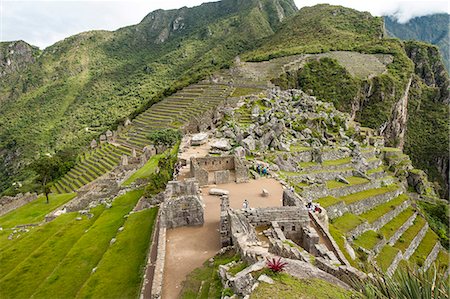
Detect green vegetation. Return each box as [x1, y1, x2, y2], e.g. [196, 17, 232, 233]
[316, 196, 342, 208]
[339, 184, 398, 204]
[144, 145, 179, 196]
[147, 128, 181, 146]
[326, 176, 369, 189]
[322, 157, 352, 166]
[410, 229, 439, 267]
[250, 273, 359, 299]
[228, 262, 249, 276]
[417, 200, 449, 249]
[331, 213, 365, 233]
[0, 193, 76, 228]
[179, 250, 240, 299]
[231, 87, 262, 97]
[122, 152, 165, 186]
[328, 225, 357, 267]
[354, 230, 382, 250]
[356, 262, 449, 299]
[77, 207, 158, 299]
[359, 194, 408, 223]
[29, 189, 143, 298]
[0, 208, 104, 298]
[393, 216, 426, 252]
[379, 207, 415, 240]
[376, 245, 400, 272]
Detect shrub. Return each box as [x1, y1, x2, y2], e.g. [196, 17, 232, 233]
[266, 257, 288, 273]
[147, 129, 181, 146]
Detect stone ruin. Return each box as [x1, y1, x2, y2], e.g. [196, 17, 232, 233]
[0, 193, 38, 217]
[160, 179, 204, 229]
[189, 155, 249, 186]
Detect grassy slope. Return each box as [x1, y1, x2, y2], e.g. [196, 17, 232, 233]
[76, 207, 158, 299]
[30, 189, 143, 299]
[250, 273, 358, 299]
[0, 207, 104, 298]
[0, 193, 76, 228]
[122, 153, 164, 186]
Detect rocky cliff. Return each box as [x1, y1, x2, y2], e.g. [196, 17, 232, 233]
[0, 41, 39, 78]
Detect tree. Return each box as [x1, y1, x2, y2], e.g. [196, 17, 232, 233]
[33, 156, 61, 204]
[147, 129, 181, 146]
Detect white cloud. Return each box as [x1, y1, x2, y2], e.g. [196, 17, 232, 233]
[0, 0, 448, 48]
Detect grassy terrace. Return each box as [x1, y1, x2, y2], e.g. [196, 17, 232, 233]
[367, 166, 384, 175]
[0, 193, 76, 229]
[325, 176, 369, 189]
[379, 207, 415, 240]
[339, 184, 398, 205]
[122, 153, 164, 186]
[250, 273, 357, 299]
[331, 213, 365, 233]
[322, 157, 352, 166]
[290, 145, 311, 152]
[30, 190, 144, 299]
[328, 225, 357, 268]
[393, 216, 426, 252]
[353, 230, 381, 250]
[0, 207, 105, 298]
[409, 229, 439, 267]
[0, 190, 143, 299]
[376, 245, 400, 272]
[436, 251, 449, 270]
[316, 196, 342, 208]
[77, 207, 158, 299]
[359, 194, 408, 224]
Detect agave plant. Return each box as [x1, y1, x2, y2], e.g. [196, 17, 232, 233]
[353, 264, 449, 299]
[266, 256, 288, 273]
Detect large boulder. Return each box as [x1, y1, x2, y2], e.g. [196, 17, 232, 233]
[241, 136, 256, 151]
[212, 139, 232, 151]
[191, 132, 209, 145]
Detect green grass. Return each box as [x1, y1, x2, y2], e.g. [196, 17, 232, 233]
[0, 208, 104, 298]
[76, 206, 158, 299]
[30, 189, 143, 299]
[250, 273, 359, 299]
[290, 145, 311, 152]
[436, 251, 449, 270]
[179, 250, 240, 299]
[316, 196, 343, 208]
[231, 87, 262, 97]
[367, 166, 384, 174]
[298, 161, 317, 168]
[228, 261, 249, 276]
[409, 229, 439, 268]
[122, 153, 164, 186]
[331, 213, 365, 233]
[322, 157, 352, 166]
[353, 230, 382, 250]
[376, 245, 400, 272]
[379, 207, 415, 240]
[325, 176, 369, 189]
[0, 212, 82, 279]
[382, 147, 402, 152]
[339, 184, 398, 205]
[328, 225, 357, 268]
[359, 194, 409, 223]
[0, 193, 76, 228]
[393, 216, 426, 252]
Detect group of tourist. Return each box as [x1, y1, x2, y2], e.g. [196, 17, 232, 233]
[256, 164, 269, 176]
[306, 199, 322, 214]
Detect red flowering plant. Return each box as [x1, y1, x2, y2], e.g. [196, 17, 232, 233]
[266, 256, 288, 273]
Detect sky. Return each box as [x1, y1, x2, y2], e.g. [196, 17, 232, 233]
[0, 0, 448, 49]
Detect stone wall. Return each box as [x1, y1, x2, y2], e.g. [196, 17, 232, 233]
[149, 226, 166, 299]
[0, 193, 38, 217]
[347, 199, 410, 239]
[239, 206, 309, 227]
[387, 250, 403, 276]
[190, 155, 248, 186]
[161, 195, 204, 229]
[315, 257, 367, 286]
[423, 243, 441, 271]
[282, 189, 303, 206]
[386, 213, 417, 246]
[403, 222, 429, 260]
[165, 179, 199, 198]
[347, 189, 403, 215]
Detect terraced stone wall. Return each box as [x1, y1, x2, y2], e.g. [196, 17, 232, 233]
[0, 193, 38, 217]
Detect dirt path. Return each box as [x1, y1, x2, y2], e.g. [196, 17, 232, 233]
[162, 178, 283, 299]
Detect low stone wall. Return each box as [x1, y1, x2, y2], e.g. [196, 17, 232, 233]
[0, 193, 38, 217]
[387, 213, 417, 246]
[268, 237, 310, 262]
[423, 243, 441, 271]
[387, 250, 403, 276]
[347, 189, 403, 215]
[325, 201, 348, 219]
[282, 189, 303, 207]
[148, 226, 166, 299]
[403, 222, 428, 260]
[239, 207, 309, 227]
[315, 257, 367, 286]
[292, 169, 355, 182]
[348, 199, 410, 239]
